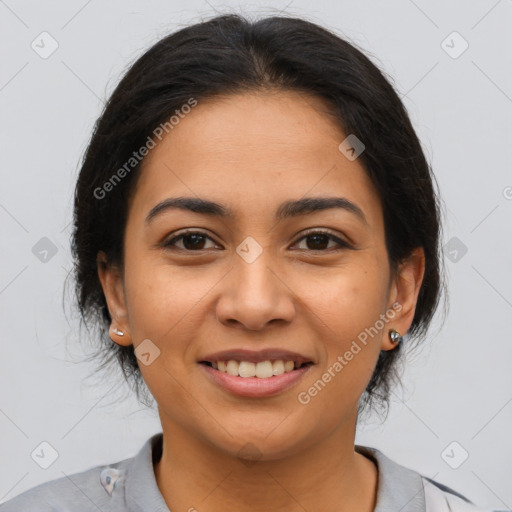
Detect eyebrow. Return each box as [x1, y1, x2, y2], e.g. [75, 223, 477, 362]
[145, 196, 367, 225]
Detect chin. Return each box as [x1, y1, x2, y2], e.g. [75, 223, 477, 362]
[205, 422, 311, 463]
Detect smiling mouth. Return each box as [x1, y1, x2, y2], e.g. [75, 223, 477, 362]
[199, 360, 313, 379]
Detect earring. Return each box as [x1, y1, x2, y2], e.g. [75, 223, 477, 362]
[112, 327, 124, 337]
[389, 329, 403, 344]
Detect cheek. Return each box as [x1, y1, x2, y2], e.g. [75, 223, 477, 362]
[123, 249, 204, 335]
[122, 253, 226, 386]
[294, 257, 389, 401]
[302, 258, 389, 342]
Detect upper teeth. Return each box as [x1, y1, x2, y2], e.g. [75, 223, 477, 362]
[213, 360, 296, 378]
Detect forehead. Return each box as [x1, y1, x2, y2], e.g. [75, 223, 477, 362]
[129, 91, 382, 224]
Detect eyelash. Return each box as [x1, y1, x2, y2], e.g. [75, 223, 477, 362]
[162, 228, 351, 252]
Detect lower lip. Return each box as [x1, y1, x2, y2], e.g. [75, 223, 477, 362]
[199, 363, 313, 398]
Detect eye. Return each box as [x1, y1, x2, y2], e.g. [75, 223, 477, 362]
[291, 229, 351, 251]
[162, 228, 351, 253]
[162, 230, 219, 251]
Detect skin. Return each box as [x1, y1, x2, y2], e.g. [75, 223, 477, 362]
[97, 90, 425, 512]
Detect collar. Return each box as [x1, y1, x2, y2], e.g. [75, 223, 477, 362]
[355, 444, 426, 511]
[124, 433, 426, 512]
[125, 433, 169, 512]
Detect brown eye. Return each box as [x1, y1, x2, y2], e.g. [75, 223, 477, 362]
[292, 230, 351, 251]
[163, 230, 218, 251]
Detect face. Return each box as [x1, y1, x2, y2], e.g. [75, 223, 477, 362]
[98, 90, 424, 461]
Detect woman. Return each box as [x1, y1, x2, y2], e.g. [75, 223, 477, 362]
[1, 13, 506, 512]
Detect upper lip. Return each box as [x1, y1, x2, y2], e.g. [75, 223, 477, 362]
[200, 348, 314, 366]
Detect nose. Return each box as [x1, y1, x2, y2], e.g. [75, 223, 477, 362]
[215, 248, 296, 331]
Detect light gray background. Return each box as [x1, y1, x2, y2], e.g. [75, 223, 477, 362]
[1, 0, 511, 509]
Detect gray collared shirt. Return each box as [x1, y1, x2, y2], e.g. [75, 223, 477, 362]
[0, 432, 499, 511]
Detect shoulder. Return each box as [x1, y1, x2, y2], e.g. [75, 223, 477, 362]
[0, 456, 132, 512]
[355, 444, 509, 512]
[422, 476, 508, 512]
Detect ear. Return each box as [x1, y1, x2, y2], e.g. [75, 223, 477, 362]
[381, 247, 425, 351]
[97, 250, 132, 346]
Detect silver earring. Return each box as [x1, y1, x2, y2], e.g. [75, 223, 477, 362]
[112, 327, 124, 337]
[389, 329, 403, 344]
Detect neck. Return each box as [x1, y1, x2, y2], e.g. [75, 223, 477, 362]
[153, 414, 378, 512]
